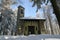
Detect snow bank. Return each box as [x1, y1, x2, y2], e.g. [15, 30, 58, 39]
[0, 34, 60, 40]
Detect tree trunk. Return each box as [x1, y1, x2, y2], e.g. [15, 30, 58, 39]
[50, 0, 60, 27]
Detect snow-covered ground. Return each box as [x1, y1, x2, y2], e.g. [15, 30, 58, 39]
[0, 34, 60, 40]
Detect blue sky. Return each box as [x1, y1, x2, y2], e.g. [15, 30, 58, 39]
[10, 0, 43, 17]
[10, 0, 49, 18]
[22, 0, 37, 17]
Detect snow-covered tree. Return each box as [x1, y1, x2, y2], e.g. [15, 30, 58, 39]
[0, 0, 18, 35]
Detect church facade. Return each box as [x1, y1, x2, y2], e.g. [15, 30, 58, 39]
[17, 6, 46, 35]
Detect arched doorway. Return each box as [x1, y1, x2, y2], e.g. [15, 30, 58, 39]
[28, 26, 35, 35]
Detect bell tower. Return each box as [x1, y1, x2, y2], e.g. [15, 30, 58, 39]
[18, 6, 24, 17]
[16, 6, 25, 35]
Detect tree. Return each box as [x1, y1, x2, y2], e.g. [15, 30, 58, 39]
[50, 0, 60, 27]
[0, 0, 18, 35]
[0, 0, 17, 9]
[30, 0, 60, 27]
[30, 0, 47, 12]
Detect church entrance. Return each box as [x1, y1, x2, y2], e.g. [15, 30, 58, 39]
[28, 26, 35, 35]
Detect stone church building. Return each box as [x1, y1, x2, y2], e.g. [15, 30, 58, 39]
[17, 6, 46, 35]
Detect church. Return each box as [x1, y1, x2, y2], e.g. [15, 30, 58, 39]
[17, 6, 46, 35]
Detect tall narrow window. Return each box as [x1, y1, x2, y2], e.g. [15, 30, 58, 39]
[0, 12, 2, 22]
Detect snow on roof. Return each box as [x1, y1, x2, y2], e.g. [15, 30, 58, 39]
[20, 17, 45, 21]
